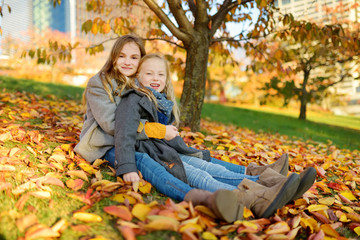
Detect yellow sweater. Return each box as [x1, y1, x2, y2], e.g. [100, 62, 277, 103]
[137, 122, 166, 139]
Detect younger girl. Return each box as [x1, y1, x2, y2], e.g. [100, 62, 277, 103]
[114, 54, 315, 219]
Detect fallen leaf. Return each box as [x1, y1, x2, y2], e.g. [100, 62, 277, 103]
[132, 203, 151, 221]
[104, 205, 132, 221]
[73, 212, 102, 223]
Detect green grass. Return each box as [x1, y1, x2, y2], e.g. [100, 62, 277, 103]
[0, 75, 84, 101]
[202, 103, 360, 151]
[1, 75, 359, 150]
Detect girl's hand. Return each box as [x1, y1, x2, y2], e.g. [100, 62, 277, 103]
[165, 125, 179, 141]
[123, 172, 140, 183]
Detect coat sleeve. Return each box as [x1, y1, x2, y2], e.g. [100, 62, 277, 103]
[114, 93, 142, 176]
[86, 74, 117, 135]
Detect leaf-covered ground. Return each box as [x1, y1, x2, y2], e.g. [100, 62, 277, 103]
[0, 91, 360, 240]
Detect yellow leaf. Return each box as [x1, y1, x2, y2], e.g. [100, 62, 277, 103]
[67, 170, 89, 181]
[30, 191, 51, 199]
[0, 164, 16, 171]
[88, 236, 108, 240]
[307, 204, 329, 212]
[49, 153, 67, 162]
[318, 197, 335, 206]
[220, 155, 230, 162]
[51, 218, 68, 233]
[243, 207, 254, 218]
[73, 212, 102, 223]
[300, 218, 319, 233]
[111, 194, 136, 204]
[254, 143, 265, 150]
[354, 226, 360, 236]
[194, 205, 216, 218]
[92, 159, 108, 167]
[139, 181, 152, 194]
[132, 203, 151, 221]
[78, 162, 97, 175]
[132, 181, 139, 192]
[179, 222, 203, 233]
[340, 191, 357, 201]
[202, 231, 218, 240]
[144, 215, 179, 231]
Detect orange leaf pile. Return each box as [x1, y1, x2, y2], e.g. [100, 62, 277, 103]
[1, 91, 360, 239]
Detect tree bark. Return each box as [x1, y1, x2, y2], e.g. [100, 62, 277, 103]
[299, 70, 310, 120]
[180, 32, 210, 131]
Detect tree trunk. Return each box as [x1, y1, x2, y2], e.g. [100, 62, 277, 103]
[299, 70, 310, 120]
[180, 33, 210, 131]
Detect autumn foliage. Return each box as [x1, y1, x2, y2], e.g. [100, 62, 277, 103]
[1, 90, 360, 239]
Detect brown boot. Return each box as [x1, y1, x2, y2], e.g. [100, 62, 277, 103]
[246, 153, 289, 176]
[257, 167, 317, 203]
[236, 172, 300, 218]
[184, 189, 244, 223]
[287, 167, 317, 203]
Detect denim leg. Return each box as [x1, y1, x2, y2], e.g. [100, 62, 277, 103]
[181, 154, 259, 186]
[135, 152, 193, 201]
[182, 161, 237, 192]
[104, 147, 116, 167]
[210, 157, 247, 174]
[103, 148, 192, 201]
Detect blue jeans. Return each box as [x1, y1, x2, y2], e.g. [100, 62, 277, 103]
[104, 148, 192, 201]
[104, 147, 258, 200]
[181, 154, 259, 192]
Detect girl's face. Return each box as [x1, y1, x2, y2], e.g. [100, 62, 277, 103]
[116, 42, 141, 77]
[138, 58, 167, 93]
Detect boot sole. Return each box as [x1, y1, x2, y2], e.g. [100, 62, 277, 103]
[214, 189, 244, 223]
[288, 167, 317, 203]
[261, 173, 300, 218]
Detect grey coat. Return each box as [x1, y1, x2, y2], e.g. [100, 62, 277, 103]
[74, 73, 148, 162]
[114, 89, 210, 183]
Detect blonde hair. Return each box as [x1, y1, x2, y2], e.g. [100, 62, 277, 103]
[84, 34, 146, 104]
[127, 53, 180, 126]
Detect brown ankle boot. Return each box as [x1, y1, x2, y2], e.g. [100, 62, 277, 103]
[246, 153, 289, 176]
[235, 173, 300, 218]
[257, 167, 317, 203]
[184, 189, 244, 223]
[287, 167, 317, 203]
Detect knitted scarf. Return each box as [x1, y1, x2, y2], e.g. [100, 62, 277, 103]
[146, 87, 173, 121]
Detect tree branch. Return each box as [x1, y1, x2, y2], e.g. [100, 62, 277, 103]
[187, 0, 197, 18]
[210, 0, 254, 36]
[167, 0, 194, 36]
[143, 37, 185, 48]
[143, 0, 191, 43]
[194, 0, 209, 28]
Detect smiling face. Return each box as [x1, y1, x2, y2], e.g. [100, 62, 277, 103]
[115, 42, 141, 77]
[138, 58, 167, 93]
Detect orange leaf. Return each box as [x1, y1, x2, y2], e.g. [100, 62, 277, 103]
[16, 214, 38, 232]
[321, 224, 340, 238]
[66, 179, 84, 191]
[104, 205, 132, 221]
[117, 226, 136, 240]
[24, 224, 60, 240]
[265, 221, 290, 234]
